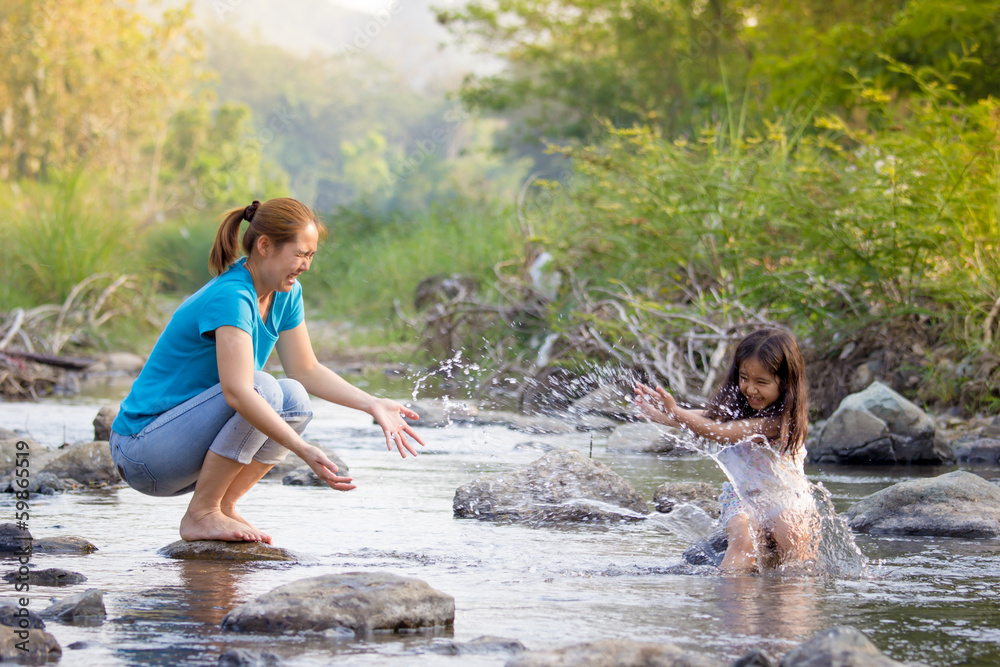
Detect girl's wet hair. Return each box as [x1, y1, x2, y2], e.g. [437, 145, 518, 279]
[703, 328, 808, 456]
[208, 197, 328, 275]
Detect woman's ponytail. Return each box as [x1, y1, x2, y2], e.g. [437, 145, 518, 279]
[209, 202, 257, 276]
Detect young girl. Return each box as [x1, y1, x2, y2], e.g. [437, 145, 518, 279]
[635, 328, 809, 573]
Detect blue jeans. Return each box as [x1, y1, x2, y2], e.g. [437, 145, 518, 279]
[110, 371, 312, 497]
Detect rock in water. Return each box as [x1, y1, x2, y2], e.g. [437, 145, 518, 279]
[844, 470, 1000, 537]
[221, 572, 454, 635]
[33, 536, 98, 554]
[40, 589, 106, 624]
[217, 648, 281, 667]
[92, 405, 118, 441]
[505, 638, 718, 667]
[39, 441, 119, 486]
[0, 523, 32, 553]
[0, 626, 61, 662]
[781, 626, 929, 666]
[158, 540, 302, 562]
[951, 437, 1000, 465]
[2, 568, 86, 587]
[653, 481, 719, 517]
[812, 381, 950, 464]
[453, 447, 649, 524]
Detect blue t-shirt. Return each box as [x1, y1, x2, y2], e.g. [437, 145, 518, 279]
[112, 257, 304, 436]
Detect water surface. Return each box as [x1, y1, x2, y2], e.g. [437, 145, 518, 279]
[1, 397, 998, 666]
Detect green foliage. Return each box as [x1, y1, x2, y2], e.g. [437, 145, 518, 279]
[0, 173, 139, 308]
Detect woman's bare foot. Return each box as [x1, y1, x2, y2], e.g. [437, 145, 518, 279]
[179, 508, 266, 542]
[221, 505, 272, 544]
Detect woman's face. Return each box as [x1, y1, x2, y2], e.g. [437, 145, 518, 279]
[738, 356, 781, 412]
[261, 224, 319, 292]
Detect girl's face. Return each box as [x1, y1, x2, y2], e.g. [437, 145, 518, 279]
[738, 356, 781, 412]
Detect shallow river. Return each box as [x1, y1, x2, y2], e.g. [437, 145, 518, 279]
[2, 389, 999, 666]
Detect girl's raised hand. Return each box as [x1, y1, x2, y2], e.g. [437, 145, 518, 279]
[634, 383, 681, 427]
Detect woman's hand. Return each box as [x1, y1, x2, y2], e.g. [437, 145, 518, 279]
[368, 398, 426, 458]
[300, 444, 356, 491]
[634, 383, 681, 427]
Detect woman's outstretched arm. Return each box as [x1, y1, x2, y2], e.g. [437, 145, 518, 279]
[216, 325, 355, 490]
[275, 321, 426, 458]
[634, 383, 778, 444]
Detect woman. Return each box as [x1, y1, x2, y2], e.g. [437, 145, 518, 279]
[110, 198, 425, 544]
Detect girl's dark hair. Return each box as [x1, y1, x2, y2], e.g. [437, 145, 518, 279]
[208, 197, 328, 275]
[703, 328, 808, 456]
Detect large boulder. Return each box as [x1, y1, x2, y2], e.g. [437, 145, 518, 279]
[781, 626, 929, 667]
[158, 540, 302, 562]
[454, 448, 649, 524]
[504, 638, 718, 667]
[812, 382, 950, 464]
[39, 441, 119, 486]
[844, 471, 1000, 537]
[221, 572, 454, 636]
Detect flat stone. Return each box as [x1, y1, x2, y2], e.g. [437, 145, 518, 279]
[505, 638, 718, 667]
[844, 471, 1000, 537]
[2, 567, 86, 587]
[40, 588, 106, 624]
[428, 635, 526, 655]
[0, 600, 45, 629]
[33, 536, 98, 554]
[0, 523, 32, 553]
[221, 572, 454, 636]
[454, 447, 649, 524]
[158, 540, 302, 562]
[0, 626, 61, 662]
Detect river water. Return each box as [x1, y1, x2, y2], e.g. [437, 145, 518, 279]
[2, 387, 999, 666]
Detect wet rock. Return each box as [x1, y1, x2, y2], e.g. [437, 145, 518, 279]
[505, 638, 718, 667]
[682, 530, 728, 567]
[454, 447, 649, 524]
[653, 482, 720, 518]
[0, 523, 32, 553]
[3, 568, 87, 587]
[282, 466, 325, 486]
[158, 540, 301, 562]
[221, 572, 454, 635]
[403, 399, 479, 428]
[93, 405, 119, 441]
[0, 600, 46, 629]
[263, 442, 347, 481]
[844, 471, 1000, 537]
[979, 415, 1000, 439]
[39, 441, 119, 486]
[951, 437, 1000, 465]
[40, 588, 106, 624]
[732, 648, 777, 667]
[218, 648, 282, 667]
[428, 635, 526, 655]
[607, 422, 692, 454]
[33, 536, 98, 554]
[0, 626, 61, 662]
[781, 626, 927, 666]
[812, 382, 950, 464]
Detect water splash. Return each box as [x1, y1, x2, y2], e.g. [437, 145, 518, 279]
[709, 439, 868, 578]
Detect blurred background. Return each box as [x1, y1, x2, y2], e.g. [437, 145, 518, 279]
[2, 0, 999, 415]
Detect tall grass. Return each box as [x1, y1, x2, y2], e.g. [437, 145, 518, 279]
[0, 173, 139, 309]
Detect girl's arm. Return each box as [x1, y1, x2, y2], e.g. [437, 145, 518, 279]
[634, 383, 778, 444]
[216, 325, 355, 490]
[275, 321, 426, 458]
